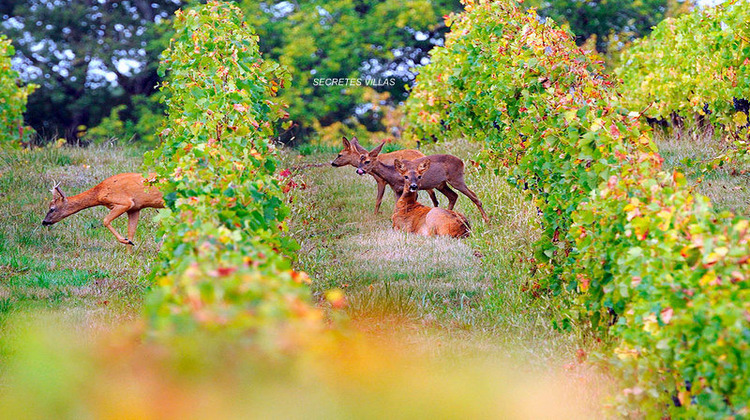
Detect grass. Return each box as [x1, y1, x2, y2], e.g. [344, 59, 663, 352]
[296, 141, 404, 156]
[0, 140, 610, 416]
[656, 128, 750, 216]
[283, 139, 596, 372]
[0, 145, 159, 329]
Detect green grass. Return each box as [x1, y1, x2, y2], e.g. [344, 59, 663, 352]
[295, 141, 404, 156]
[0, 145, 159, 328]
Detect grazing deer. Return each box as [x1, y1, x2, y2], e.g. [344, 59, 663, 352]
[42, 173, 164, 248]
[392, 159, 470, 238]
[357, 143, 490, 222]
[331, 136, 440, 214]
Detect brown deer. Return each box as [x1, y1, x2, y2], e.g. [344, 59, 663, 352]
[357, 143, 490, 222]
[392, 159, 470, 238]
[42, 173, 164, 248]
[331, 136, 440, 214]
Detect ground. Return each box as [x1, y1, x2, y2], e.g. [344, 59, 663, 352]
[3, 133, 745, 415]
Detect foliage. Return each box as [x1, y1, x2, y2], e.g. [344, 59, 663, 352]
[142, 2, 323, 343]
[88, 93, 165, 147]
[1, 0, 180, 142]
[524, 0, 693, 52]
[615, 0, 750, 136]
[237, 0, 462, 136]
[0, 35, 35, 148]
[405, 0, 750, 416]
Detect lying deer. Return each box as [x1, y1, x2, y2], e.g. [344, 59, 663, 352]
[331, 136, 440, 214]
[392, 159, 470, 238]
[357, 142, 490, 222]
[42, 173, 164, 248]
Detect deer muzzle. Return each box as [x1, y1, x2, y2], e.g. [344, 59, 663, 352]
[409, 183, 418, 192]
[356, 168, 365, 175]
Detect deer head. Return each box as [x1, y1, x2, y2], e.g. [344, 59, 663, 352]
[42, 181, 69, 226]
[356, 141, 385, 175]
[394, 158, 431, 192]
[331, 136, 366, 167]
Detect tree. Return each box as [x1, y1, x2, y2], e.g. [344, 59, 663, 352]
[526, 0, 694, 52]
[238, 0, 462, 139]
[1, 0, 180, 143]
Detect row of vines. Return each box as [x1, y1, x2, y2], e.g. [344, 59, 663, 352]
[0, 35, 35, 148]
[141, 2, 325, 348]
[405, 0, 749, 416]
[615, 0, 750, 136]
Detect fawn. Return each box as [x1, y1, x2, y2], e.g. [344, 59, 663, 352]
[357, 142, 489, 222]
[42, 173, 164, 248]
[331, 136, 440, 214]
[391, 159, 470, 238]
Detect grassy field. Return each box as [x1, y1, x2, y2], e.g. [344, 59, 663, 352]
[6, 133, 744, 415]
[283, 139, 595, 372]
[0, 146, 159, 333]
[0, 141, 610, 417]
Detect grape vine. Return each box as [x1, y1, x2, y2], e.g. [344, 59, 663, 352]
[405, 0, 750, 415]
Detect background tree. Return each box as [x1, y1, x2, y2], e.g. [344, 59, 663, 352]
[1, 0, 180, 143]
[238, 0, 462, 141]
[525, 0, 694, 52]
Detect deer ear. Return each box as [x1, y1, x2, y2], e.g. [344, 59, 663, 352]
[342, 136, 351, 149]
[370, 141, 385, 158]
[394, 159, 406, 174]
[352, 137, 368, 153]
[417, 159, 431, 174]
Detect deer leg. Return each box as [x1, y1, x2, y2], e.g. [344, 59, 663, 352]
[374, 178, 387, 214]
[127, 210, 141, 248]
[437, 184, 459, 210]
[448, 180, 490, 223]
[426, 189, 439, 207]
[103, 206, 133, 245]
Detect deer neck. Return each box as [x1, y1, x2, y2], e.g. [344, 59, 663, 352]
[395, 187, 421, 213]
[370, 161, 401, 186]
[61, 187, 100, 218]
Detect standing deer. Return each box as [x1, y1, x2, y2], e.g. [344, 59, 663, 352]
[392, 159, 470, 238]
[42, 173, 164, 248]
[357, 142, 490, 222]
[330, 136, 440, 214]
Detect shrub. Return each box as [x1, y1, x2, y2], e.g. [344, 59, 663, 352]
[142, 2, 323, 346]
[0, 35, 36, 148]
[405, 0, 750, 416]
[615, 0, 750, 137]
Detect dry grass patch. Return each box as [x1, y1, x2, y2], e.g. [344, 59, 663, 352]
[656, 128, 750, 216]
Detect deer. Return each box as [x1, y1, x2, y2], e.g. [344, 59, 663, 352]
[42, 173, 164, 249]
[330, 136, 440, 214]
[357, 142, 490, 222]
[391, 158, 470, 238]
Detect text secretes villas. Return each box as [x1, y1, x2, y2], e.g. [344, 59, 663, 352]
[313, 78, 397, 87]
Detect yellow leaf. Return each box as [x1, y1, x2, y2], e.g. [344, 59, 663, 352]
[590, 118, 604, 131]
[734, 219, 749, 233]
[678, 389, 691, 406]
[734, 111, 748, 127]
[643, 313, 659, 334]
[699, 270, 717, 286]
